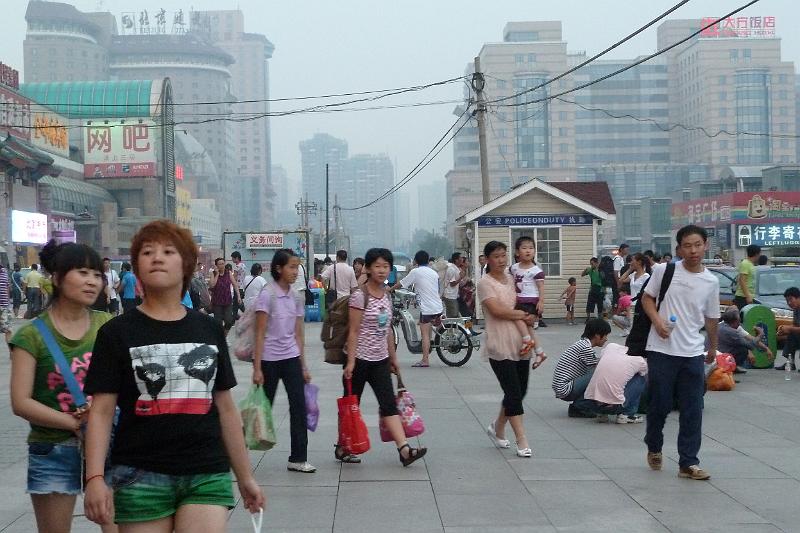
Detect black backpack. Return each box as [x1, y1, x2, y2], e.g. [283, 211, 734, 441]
[599, 256, 616, 287]
[626, 262, 675, 357]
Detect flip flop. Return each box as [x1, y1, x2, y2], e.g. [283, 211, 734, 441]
[412, 361, 430, 368]
[532, 353, 548, 370]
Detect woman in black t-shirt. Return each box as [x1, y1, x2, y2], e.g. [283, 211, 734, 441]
[83, 220, 264, 531]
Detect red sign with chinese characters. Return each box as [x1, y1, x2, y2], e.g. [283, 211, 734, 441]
[700, 16, 776, 38]
[175, 164, 184, 181]
[84, 120, 157, 178]
[672, 192, 800, 228]
[246, 233, 284, 249]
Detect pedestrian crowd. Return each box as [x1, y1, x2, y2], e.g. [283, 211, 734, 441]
[7, 221, 800, 532]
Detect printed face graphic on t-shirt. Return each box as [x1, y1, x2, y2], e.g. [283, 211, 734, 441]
[130, 343, 219, 416]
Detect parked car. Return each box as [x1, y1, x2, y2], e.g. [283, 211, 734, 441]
[708, 265, 799, 341]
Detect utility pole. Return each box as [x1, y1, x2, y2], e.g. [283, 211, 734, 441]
[325, 163, 330, 261]
[472, 56, 491, 205]
[295, 194, 317, 229]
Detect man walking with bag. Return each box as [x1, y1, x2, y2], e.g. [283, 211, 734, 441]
[641, 225, 719, 480]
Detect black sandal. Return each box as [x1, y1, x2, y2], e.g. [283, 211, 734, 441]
[398, 443, 427, 467]
[334, 444, 361, 464]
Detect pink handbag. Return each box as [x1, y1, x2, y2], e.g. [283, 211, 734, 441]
[379, 375, 425, 441]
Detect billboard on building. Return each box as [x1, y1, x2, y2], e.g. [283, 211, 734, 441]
[84, 120, 157, 178]
[672, 192, 800, 228]
[30, 104, 69, 158]
[11, 210, 48, 244]
[0, 86, 31, 140]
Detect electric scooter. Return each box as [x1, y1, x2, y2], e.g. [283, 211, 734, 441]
[391, 288, 479, 367]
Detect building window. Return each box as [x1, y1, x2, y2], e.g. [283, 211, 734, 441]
[527, 53, 536, 63]
[718, 75, 726, 85]
[496, 79, 506, 89]
[719, 107, 727, 117]
[559, 111, 567, 121]
[515, 54, 524, 64]
[718, 91, 727, 101]
[559, 143, 568, 153]
[743, 48, 751, 61]
[779, 74, 788, 84]
[729, 50, 738, 64]
[510, 227, 561, 276]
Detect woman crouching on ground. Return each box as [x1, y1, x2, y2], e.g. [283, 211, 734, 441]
[83, 220, 264, 531]
[478, 240, 541, 458]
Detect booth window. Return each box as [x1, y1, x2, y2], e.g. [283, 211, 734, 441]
[510, 227, 561, 277]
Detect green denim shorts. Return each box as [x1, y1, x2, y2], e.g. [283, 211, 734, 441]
[108, 464, 235, 523]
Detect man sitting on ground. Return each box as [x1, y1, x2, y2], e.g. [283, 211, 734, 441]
[552, 318, 610, 418]
[574, 342, 647, 424]
[778, 287, 800, 371]
[716, 306, 772, 373]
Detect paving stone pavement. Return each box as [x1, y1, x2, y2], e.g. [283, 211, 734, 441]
[1, 317, 799, 532]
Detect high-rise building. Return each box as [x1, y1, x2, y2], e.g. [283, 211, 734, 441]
[299, 133, 348, 231]
[272, 164, 299, 229]
[657, 19, 796, 166]
[417, 180, 446, 235]
[339, 154, 394, 254]
[198, 10, 275, 230]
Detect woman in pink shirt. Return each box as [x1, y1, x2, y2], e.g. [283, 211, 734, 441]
[477, 241, 541, 458]
[252, 249, 315, 473]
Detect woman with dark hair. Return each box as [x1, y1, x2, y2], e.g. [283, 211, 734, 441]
[83, 220, 263, 530]
[252, 248, 314, 473]
[9, 240, 116, 533]
[242, 262, 267, 308]
[619, 252, 651, 300]
[478, 241, 539, 458]
[339, 247, 427, 467]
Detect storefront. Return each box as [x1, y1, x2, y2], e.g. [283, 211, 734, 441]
[672, 191, 800, 263]
[457, 179, 615, 318]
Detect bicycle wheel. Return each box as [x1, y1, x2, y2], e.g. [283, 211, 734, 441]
[434, 324, 473, 367]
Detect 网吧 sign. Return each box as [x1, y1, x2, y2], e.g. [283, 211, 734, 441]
[84, 120, 157, 178]
[246, 233, 284, 249]
[11, 210, 48, 244]
[478, 214, 592, 227]
[737, 224, 800, 248]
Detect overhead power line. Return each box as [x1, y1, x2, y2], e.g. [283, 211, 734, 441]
[491, 0, 761, 108]
[340, 104, 473, 211]
[487, 0, 692, 106]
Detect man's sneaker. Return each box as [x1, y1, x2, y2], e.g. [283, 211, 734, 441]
[647, 451, 663, 471]
[678, 465, 711, 480]
[616, 414, 644, 424]
[287, 461, 317, 473]
[568, 404, 595, 418]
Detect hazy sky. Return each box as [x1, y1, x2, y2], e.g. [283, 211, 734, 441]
[4, 0, 799, 210]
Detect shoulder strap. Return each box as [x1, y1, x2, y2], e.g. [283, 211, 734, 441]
[656, 262, 676, 311]
[244, 276, 257, 293]
[32, 318, 88, 409]
[333, 262, 338, 290]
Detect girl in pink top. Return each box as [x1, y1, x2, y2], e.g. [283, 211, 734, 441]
[339, 248, 427, 467]
[478, 241, 545, 459]
[509, 236, 546, 359]
[252, 249, 315, 473]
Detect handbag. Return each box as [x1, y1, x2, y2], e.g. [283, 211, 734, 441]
[239, 385, 277, 450]
[337, 378, 370, 455]
[302, 264, 314, 306]
[379, 374, 425, 441]
[33, 318, 88, 410]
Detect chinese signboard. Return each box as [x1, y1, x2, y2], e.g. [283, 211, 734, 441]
[0, 86, 31, 140]
[478, 214, 592, 227]
[30, 104, 69, 158]
[246, 233, 284, 249]
[738, 224, 800, 248]
[11, 210, 48, 244]
[120, 8, 189, 35]
[84, 120, 157, 178]
[700, 16, 775, 38]
[672, 192, 800, 228]
[0, 62, 19, 90]
[223, 231, 311, 279]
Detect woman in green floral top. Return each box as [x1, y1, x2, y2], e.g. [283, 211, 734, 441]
[9, 240, 114, 533]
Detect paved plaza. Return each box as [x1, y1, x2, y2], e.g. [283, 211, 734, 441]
[1, 318, 799, 532]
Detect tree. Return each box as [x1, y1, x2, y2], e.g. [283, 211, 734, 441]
[410, 229, 452, 260]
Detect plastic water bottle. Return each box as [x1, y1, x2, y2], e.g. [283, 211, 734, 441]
[665, 315, 677, 332]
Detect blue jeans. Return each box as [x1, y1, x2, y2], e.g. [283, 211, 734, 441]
[561, 367, 596, 403]
[573, 373, 647, 416]
[644, 351, 705, 469]
[27, 438, 82, 495]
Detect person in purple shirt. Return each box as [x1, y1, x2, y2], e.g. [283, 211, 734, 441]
[252, 249, 315, 473]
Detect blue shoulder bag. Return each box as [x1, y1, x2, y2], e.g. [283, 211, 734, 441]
[33, 317, 88, 410]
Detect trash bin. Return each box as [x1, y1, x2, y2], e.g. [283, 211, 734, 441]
[305, 287, 326, 322]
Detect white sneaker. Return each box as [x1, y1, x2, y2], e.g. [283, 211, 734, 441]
[487, 421, 510, 449]
[287, 461, 317, 473]
[616, 414, 644, 424]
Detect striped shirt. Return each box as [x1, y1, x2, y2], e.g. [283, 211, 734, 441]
[0, 269, 9, 308]
[349, 288, 392, 362]
[551, 338, 599, 399]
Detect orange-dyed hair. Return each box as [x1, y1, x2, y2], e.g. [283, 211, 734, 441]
[130, 220, 197, 294]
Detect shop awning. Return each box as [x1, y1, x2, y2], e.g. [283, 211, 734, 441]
[0, 132, 60, 179]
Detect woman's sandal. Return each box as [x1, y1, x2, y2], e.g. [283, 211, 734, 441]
[398, 443, 427, 467]
[532, 352, 548, 369]
[334, 444, 361, 464]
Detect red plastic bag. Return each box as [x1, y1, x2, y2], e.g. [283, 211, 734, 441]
[337, 379, 370, 455]
[715, 353, 737, 373]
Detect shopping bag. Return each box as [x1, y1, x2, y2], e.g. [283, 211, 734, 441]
[239, 385, 277, 450]
[707, 367, 735, 391]
[380, 374, 425, 442]
[337, 379, 370, 455]
[305, 383, 320, 432]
